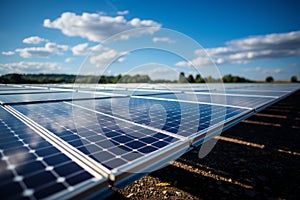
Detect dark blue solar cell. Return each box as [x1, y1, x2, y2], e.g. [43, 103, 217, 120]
[103, 158, 127, 169]
[0, 182, 23, 200]
[68, 139, 85, 147]
[92, 151, 115, 161]
[152, 141, 168, 148]
[43, 154, 70, 166]
[139, 146, 158, 153]
[140, 137, 157, 144]
[35, 147, 60, 157]
[34, 183, 66, 199]
[24, 172, 57, 188]
[122, 152, 143, 161]
[111, 135, 132, 143]
[0, 105, 103, 199]
[66, 171, 94, 186]
[125, 141, 145, 149]
[12, 101, 179, 171]
[55, 162, 82, 176]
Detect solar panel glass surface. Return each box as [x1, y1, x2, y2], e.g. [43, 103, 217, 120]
[12, 102, 182, 171]
[0, 107, 101, 199]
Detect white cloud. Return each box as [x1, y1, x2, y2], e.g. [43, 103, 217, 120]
[0, 62, 63, 74]
[43, 12, 161, 42]
[70, 42, 127, 67]
[72, 43, 89, 55]
[129, 66, 178, 80]
[117, 10, 129, 15]
[208, 30, 300, 64]
[262, 68, 283, 74]
[15, 42, 68, 58]
[176, 30, 300, 67]
[227, 31, 300, 51]
[23, 36, 47, 44]
[243, 67, 261, 72]
[242, 67, 283, 74]
[2, 51, 15, 56]
[65, 57, 73, 63]
[89, 49, 127, 67]
[175, 49, 213, 67]
[152, 37, 175, 43]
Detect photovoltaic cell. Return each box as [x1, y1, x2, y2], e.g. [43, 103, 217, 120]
[72, 97, 249, 138]
[12, 102, 181, 170]
[221, 90, 288, 96]
[144, 93, 276, 109]
[1, 83, 299, 199]
[0, 107, 103, 200]
[0, 92, 115, 105]
[78, 88, 174, 96]
[0, 89, 66, 95]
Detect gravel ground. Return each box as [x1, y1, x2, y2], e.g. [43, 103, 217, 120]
[106, 91, 300, 200]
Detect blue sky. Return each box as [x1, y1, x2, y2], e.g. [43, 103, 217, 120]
[0, 0, 299, 80]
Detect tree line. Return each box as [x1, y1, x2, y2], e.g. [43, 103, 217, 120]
[0, 73, 173, 84]
[265, 75, 298, 83]
[0, 73, 298, 84]
[178, 72, 253, 83]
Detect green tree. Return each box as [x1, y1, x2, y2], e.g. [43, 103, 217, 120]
[195, 74, 204, 83]
[266, 76, 274, 83]
[291, 76, 298, 83]
[178, 72, 186, 83]
[222, 74, 232, 83]
[187, 74, 195, 83]
[113, 74, 122, 83]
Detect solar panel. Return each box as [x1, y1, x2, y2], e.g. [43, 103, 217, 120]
[0, 106, 108, 199]
[72, 97, 249, 138]
[10, 102, 188, 183]
[0, 91, 123, 105]
[0, 83, 299, 199]
[0, 89, 69, 95]
[132, 93, 274, 109]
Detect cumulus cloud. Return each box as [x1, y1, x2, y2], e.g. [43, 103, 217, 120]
[242, 67, 261, 72]
[242, 67, 283, 74]
[23, 36, 47, 44]
[0, 62, 63, 74]
[72, 43, 89, 55]
[208, 30, 300, 64]
[15, 42, 68, 58]
[129, 66, 178, 80]
[176, 30, 300, 67]
[175, 49, 214, 67]
[2, 51, 15, 56]
[262, 68, 283, 74]
[117, 10, 129, 15]
[152, 37, 175, 43]
[43, 12, 161, 42]
[90, 49, 128, 67]
[70, 42, 127, 67]
[65, 57, 73, 63]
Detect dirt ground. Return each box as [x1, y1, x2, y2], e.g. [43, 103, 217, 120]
[106, 91, 300, 200]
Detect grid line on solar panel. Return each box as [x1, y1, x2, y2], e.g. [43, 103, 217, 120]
[11, 102, 183, 176]
[0, 90, 68, 95]
[141, 93, 277, 109]
[0, 92, 121, 105]
[185, 91, 280, 98]
[0, 106, 101, 200]
[131, 95, 253, 110]
[66, 101, 186, 140]
[71, 97, 249, 139]
[5, 105, 112, 179]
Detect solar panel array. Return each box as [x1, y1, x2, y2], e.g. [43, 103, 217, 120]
[0, 83, 299, 199]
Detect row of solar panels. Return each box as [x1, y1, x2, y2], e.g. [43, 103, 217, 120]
[0, 83, 299, 199]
